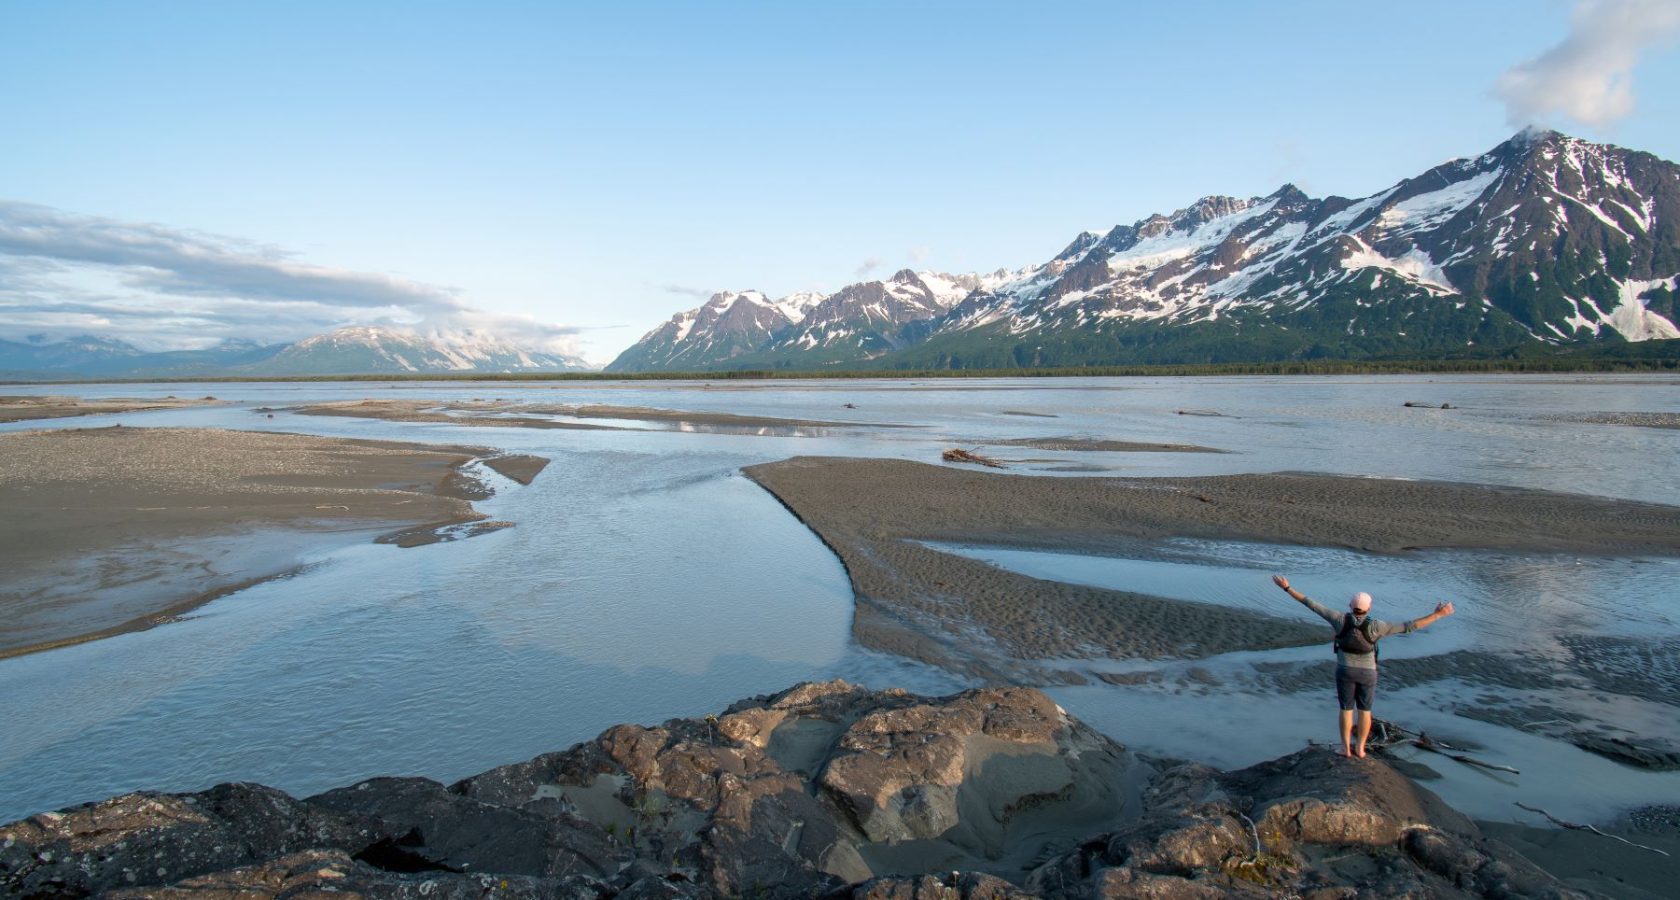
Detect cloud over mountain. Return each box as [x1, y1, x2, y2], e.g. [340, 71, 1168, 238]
[0, 200, 581, 353]
[1495, 0, 1680, 129]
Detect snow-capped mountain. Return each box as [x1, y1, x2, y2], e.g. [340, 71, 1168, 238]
[761, 270, 1012, 362]
[0, 326, 590, 380]
[611, 130, 1680, 371]
[0, 334, 145, 375]
[605, 269, 1018, 371]
[255, 325, 590, 375]
[607, 289, 828, 372]
[0, 335, 285, 379]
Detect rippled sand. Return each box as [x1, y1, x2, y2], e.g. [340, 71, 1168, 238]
[0, 426, 543, 657]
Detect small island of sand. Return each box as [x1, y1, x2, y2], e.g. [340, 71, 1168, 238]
[0, 394, 222, 423]
[743, 457, 1680, 682]
[289, 398, 918, 433]
[0, 427, 548, 658]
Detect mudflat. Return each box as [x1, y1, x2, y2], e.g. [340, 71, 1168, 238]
[534, 402, 916, 430]
[742, 457, 1680, 681]
[1536, 411, 1680, 430]
[291, 398, 630, 431]
[977, 436, 1224, 453]
[0, 426, 544, 657]
[0, 394, 220, 423]
[1479, 813, 1680, 900]
[291, 398, 915, 432]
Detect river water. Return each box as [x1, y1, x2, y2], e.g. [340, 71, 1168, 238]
[1, 374, 1677, 826]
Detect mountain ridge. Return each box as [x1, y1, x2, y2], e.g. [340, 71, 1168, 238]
[0, 325, 593, 381]
[606, 268, 1023, 372]
[610, 130, 1680, 372]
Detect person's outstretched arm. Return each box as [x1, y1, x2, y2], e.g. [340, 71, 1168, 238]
[1272, 575, 1340, 626]
[1368, 601, 1455, 638]
[1412, 602, 1455, 630]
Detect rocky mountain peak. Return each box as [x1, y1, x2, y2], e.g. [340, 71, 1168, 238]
[1268, 183, 1310, 205]
[611, 131, 1680, 372]
[1173, 194, 1258, 230]
[1054, 231, 1104, 261]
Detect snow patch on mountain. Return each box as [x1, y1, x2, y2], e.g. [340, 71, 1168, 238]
[1375, 168, 1502, 238]
[1340, 240, 1457, 293]
[1608, 278, 1680, 341]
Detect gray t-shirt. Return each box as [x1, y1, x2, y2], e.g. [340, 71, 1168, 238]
[1299, 596, 1414, 669]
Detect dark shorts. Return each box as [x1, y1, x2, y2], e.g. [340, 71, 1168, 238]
[1336, 667, 1377, 711]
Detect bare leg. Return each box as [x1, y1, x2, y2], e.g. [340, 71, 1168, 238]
[1338, 710, 1354, 757]
[1355, 712, 1372, 758]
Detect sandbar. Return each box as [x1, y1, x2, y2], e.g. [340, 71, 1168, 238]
[291, 399, 629, 430]
[517, 402, 917, 430]
[0, 394, 220, 423]
[742, 457, 1680, 681]
[0, 426, 546, 658]
[1537, 411, 1680, 430]
[979, 437, 1224, 453]
[291, 398, 916, 432]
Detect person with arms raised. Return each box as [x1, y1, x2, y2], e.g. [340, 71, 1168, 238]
[1272, 574, 1455, 758]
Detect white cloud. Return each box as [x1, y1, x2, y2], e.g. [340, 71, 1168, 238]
[1495, 0, 1680, 129]
[0, 200, 583, 354]
[658, 283, 715, 298]
[853, 256, 883, 277]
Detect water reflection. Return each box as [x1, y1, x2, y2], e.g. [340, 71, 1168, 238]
[0, 374, 1677, 825]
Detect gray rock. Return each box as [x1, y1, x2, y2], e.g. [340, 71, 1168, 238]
[1027, 748, 1590, 899]
[307, 775, 629, 878]
[0, 782, 378, 898]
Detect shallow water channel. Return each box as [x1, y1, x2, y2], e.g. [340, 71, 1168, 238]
[1, 374, 1677, 826]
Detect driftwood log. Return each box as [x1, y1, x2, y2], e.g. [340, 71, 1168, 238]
[942, 448, 1005, 468]
[1359, 720, 1520, 774]
[1515, 803, 1670, 857]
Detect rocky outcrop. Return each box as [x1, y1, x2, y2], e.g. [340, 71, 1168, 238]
[1024, 750, 1581, 899]
[1, 682, 1584, 899]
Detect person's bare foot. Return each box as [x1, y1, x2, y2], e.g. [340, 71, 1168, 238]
[1355, 745, 1367, 758]
[1339, 745, 1353, 758]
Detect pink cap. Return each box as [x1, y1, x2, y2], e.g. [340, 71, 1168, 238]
[1350, 592, 1373, 612]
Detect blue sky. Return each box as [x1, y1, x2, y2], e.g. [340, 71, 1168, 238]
[3, 1, 1679, 362]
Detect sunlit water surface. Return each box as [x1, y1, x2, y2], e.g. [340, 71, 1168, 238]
[1, 375, 1677, 824]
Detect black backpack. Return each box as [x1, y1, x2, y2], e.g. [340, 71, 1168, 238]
[1335, 614, 1379, 657]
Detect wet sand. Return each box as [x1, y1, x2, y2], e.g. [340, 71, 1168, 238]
[291, 399, 631, 431]
[292, 398, 914, 432]
[517, 402, 917, 430]
[742, 457, 1680, 682]
[1537, 411, 1680, 430]
[0, 427, 545, 658]
[0, 394, 220, 423]
[481, 454, 550, 485]
[978, 437, 1224, 453]
[1480, 813, 1680, 900]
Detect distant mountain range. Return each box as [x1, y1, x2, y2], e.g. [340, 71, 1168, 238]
[0, 326, 591, 381]
[610, 129, 1680, 372]
[607, 271, 1014, 371]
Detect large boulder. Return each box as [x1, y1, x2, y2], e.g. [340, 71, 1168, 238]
[447, 680, 1144, 899]
[1024, 751, 1587, 900]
